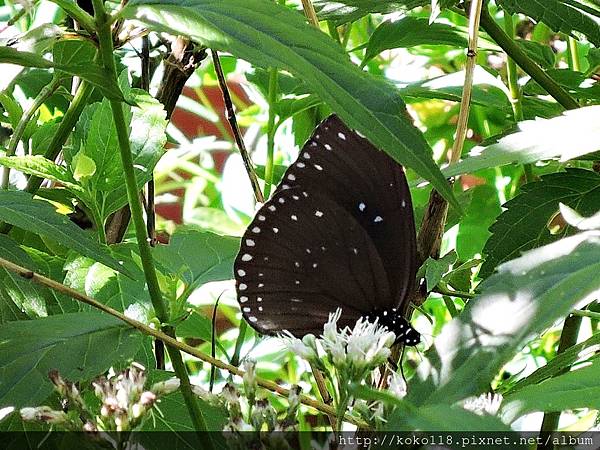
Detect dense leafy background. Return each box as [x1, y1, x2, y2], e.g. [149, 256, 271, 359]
[0, 0, 600, 439]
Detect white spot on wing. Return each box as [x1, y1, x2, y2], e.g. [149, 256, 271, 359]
[272, 227, 279, 233]
[313, 164, 323, 171]
[278, 197, 285, 204]
[401, 200, 406, 207]
[246, 239, 255, 246]
[240, 296, 248, 303]
[338, 132, 346, 140]
[258, 283, 264, 288]
[297, 162, 305, 168]
[241, 254, 253, 262]
[315, 210, 323, 217]
[257, 215, 266, 221]
[268, 205, 276, 211]
[243, 307, 251, 313]
[239, 283, 247, 291]
[374, 216, 383, 223]
[249, 316, 258, 323]
[287, 174, 296, 181]
[257, 297, 263, 302]
[359, 202, 366, 211]
[237, 269, 246, 277]
[303, 152, 311, 160]
[291, 214, 298, 221]
[252, 227, 261, 233]
[324, 143, 332, 151]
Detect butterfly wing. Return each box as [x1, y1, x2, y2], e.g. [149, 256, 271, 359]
[276, 114, 417, 306]
[234, 188, 393, 337]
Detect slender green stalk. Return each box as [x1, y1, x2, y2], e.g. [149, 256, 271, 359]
[567, 37, 581, 72]
[48, 0, 96, 34]
[572, 309, 600, 321]
[263, 68, 278, 199]
[539, 314, 582, 438]
[479, 6, 579, 110]
[230, 320, 247, 367]
[91, 0, 211, 439]
[434, 282, 475, 299]
[1, 77, 61, 188]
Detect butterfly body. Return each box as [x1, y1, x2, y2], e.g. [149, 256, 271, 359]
[234, 115, 420, 345]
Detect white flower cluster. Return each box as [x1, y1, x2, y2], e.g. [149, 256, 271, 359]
[282, 308, 396, 374]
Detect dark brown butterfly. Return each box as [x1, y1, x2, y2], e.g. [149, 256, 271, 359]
[234, 115, 420, 345]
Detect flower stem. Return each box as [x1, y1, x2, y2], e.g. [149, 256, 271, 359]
[91, 0, 211, 440]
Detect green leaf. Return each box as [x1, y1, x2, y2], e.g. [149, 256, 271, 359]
[506, 331, 600, 395]
[363, 17, 496, 64]
[274, 94, 322, 122]
[443, 106, 600, 178]
[0, 46, 124, 102]
[480, 169, 600, 278]
[0, 312, 142, 408]
[515, 39, 555, 69]
[498, 0, 600, 46]
[121, 0, 457, 208]
[312, 0, 428, 24]
[0, 191, 133, 277]
[153, 227, 240, 293]
[501, 358, 600, 423]
[71, 151, 96, 181]
[420, 250, 457, 291]
[457, 184, 502, 260]
[64, 245, 151, 320]
[0, 235, 48, 320]
[0, 154, 80, 190]
[408, 230, 600, 406]
[559, 202, 600, 230]
[177, 311, 213, 341]
[74, 89, 167, 220]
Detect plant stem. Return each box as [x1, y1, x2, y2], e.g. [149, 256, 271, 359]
[449, 0, 484, 163]
[572, 309, 600, 321]
[567, 37, 581, 72]
[1, 77, 61, 189]
[300, 0, 319, 27]
[0, 255, 368, 429]
[92, 0, 210, 439]
[264, 68, 278, 199]
[230, 320, 247, 367]
[479, 6, 579, 110]
[433, 283, 475, 299]
[539, 314, 582, 442]
[211, 49, 264, 203]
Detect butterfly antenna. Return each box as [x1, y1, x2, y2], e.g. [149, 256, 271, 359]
[209, 291, 225, 392]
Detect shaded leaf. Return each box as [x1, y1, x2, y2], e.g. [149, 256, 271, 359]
[0, 191, 133, 277]
[176, 311, 213, 341]
[312, 0, 428, 24]
[154, 227, 240, 293]
[480, 169, 600, 277]
[501, 358, 600, 423]
[498, 0, 600, 46]
[443, 106, 600, 178]
[409, 231, 600, 406]
[0, 235, 47, 320]
[0, 312, 142, 408]
[122, 0, 457, 207]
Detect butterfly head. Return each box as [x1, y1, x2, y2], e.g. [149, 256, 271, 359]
[364, 308, 420, 347]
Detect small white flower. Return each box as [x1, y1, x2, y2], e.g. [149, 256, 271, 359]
[280, 331, 317, 361]
[345, 317, 395, 371]
[463, 392, 503, 416]
[20, 407, 37, 421]
[388, 371, 407, 398]
[151, 378, 180, 396]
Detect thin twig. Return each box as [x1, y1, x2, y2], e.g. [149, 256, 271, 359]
[0, 256, 368, 429]
[1, 77, 61, 188]
[211, 49, 264, 203]
[300, 0, 319, 27]
[310, 363, 336, 428]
